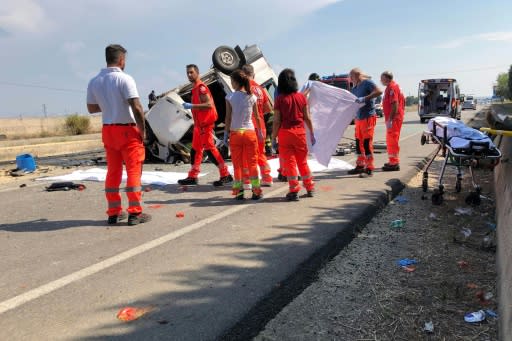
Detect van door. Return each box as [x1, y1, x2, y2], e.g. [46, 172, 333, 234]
[418, 82, 424, 117]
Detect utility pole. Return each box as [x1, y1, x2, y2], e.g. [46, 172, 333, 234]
[42, 104, 47, 118]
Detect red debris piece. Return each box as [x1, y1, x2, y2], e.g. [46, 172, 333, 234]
[402, 265, 416, 273]
[467, 283, 479, 289]
[457, 260, 469, 269]
[176, 212, 185, 218]
[116, 306, 153, 322]
[144, 187, 152, 192]
[148, 204, 163, 210]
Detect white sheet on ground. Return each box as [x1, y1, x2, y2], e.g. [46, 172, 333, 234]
[308, 81, 362, 166]
[427, 117, 495, 149]
[227, 157, 352, 179]
[36, 168, 206, 186]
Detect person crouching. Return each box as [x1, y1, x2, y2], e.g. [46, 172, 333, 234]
[224, 70, 264, 200]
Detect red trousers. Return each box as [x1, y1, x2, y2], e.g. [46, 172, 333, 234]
[278, 127, 314, 193]
[230, 130, 260, 194]
[188, 125, 229, 178]
[243, 127, 272, 184]
[354, 116, 377, 170]
[385, 116, 403, 165]
[102, 125, 145, 216]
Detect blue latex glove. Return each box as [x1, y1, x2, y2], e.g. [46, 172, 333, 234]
[311, 133, 316, 146]
[223, 131, 228, 145]
[257, 129, 264, 142]
[272, 139, 278, 152]
[386, 120, 393, 129]
[355, 97, 366, 104]
[183, 102, 193, 110]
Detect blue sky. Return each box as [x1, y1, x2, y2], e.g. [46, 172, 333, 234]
[0, 0, 510, 117]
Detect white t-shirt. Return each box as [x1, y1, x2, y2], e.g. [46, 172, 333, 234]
[87, 67, 139, 124]
[227, 91, 257, 130]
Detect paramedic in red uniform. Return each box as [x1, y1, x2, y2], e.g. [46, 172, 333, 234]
[242, 64, 273, 186]
[178, 64, 233, 187]
[348, 68, 383, 176]
[272, 68, 316, 201]
[87, 44, 151, 226]
[381, 71, 405, 171]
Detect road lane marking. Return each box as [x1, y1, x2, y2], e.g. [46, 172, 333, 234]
[0, 129, 425, 315]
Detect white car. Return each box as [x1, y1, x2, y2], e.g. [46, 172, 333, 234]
[462, 95, 477, 110]
[144, 45, 278, 163]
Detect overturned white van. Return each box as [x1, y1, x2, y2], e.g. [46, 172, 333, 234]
[144, 45, 278, 163]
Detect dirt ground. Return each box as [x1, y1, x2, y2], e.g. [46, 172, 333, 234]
[256, 158, 498, 340]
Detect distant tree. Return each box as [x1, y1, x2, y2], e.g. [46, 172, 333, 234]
[496, 72, 511, 100]
[508, 65, 512, 100]
[405, 96, 418, 106]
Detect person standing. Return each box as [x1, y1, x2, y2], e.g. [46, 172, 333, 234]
[148, 90, 157, 109]
[87, 44, 151, 226]
[241, 64, 273, 187]
[348, 68, 383, 176]
[300, 72, 321, 97]
[224, 70, 263, 200]
[380, 71, 405, 171]
[272, 68, 316, 201]
[178, 64, 233, 187]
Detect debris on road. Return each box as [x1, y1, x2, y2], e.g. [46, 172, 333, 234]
[454, 207, 473, 216]
[424, 321, 434, 333]
[457, 260, 469, 269]
[485, 309, 498, 319]
[393, 195, 408, 204]
[45, 182, 86, 192]
[390, 219, 405, 228]
[397, 258, 417, 267]
[116, 306, 154, 322]
[176, 212, 185, 218]
[464, 310, 486, 323]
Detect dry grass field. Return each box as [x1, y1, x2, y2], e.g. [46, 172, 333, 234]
[0, 114, 102, 140]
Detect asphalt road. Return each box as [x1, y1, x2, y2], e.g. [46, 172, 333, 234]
[0, 109, 479, 340]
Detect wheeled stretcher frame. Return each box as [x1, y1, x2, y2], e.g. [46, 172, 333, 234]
[420, 120, 501, 205]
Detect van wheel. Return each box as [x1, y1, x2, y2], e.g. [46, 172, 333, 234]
[212, 46, 241, 75]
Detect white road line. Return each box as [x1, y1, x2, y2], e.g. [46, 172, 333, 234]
[0, 129, 422, 315]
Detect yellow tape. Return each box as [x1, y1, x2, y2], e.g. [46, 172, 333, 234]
[480, 127, 512, 137]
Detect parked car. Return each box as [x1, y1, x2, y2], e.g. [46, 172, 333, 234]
[374, 95, 383, 118]
[144, 44, 278, 163]
[418, 78, 461, 123]
[462, 95, 477, 110]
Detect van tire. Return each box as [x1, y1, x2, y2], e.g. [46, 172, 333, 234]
[212, 46, 241, 75]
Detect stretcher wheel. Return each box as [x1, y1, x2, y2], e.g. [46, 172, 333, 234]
[432, 190, 443, 205]
[422, 178, 428, 192]
[455, 180, 462, 193]
[465, 192, 481, 206]
[421, 135, 427, 145]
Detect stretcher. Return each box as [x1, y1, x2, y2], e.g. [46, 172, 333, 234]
[420, 117, 501, 205]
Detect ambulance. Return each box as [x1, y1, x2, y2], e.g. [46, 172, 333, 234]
[418, 78, 461, 123]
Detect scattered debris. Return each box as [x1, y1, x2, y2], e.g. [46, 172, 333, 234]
[148, 204, 164, 210]
[144, 186, 152, 192]
[154, 168, 164, 171]
[476, 290, 493, 305]
[428, 212, 438, 220]
[390, 219, 405, 229]
[454, 207, 473, 216]
[116, 306, 154, 322]
[485, 309, 498, 319]
[486, 222, 497, 230]
[402, 265, 416, 273]
[394, 196, 408, 204]
[464, 310, 486, 323]
[424, 321, 434, 333]
[45, 182, 86, 192]
[457, 260, 469, 269]
[458, 227, 472, 240]
[176, 212, 185, 218]
[19, 184, 27, 188]
[157, 319, 170, 325]
[397, 258, 417, 267]
[466, 283, 479, 289]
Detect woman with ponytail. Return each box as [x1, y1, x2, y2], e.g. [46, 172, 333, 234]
[224, 69, 264, 200]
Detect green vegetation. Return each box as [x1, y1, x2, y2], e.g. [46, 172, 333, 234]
[496, 70, 511, 100]
[64, 114, 90, 135]
[405, 96, 418, 106]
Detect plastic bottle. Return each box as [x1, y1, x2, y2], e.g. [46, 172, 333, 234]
[390, 219, 406, 228]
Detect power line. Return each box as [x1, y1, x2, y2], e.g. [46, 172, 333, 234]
[0, 81, 85, 93]
[403, 65, 509, 77]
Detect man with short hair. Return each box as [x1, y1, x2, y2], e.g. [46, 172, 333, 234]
[241, 64, 273, 186]
[349, 68, 383, 176]
[380, 71, 405, 171]
[87, 44, 151, 226]
[148, 90, 157, 109]
[178, 64, 233, 186]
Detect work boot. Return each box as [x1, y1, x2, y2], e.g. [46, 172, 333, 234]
[234, 189, 244, 200]
[359, 169, 373, 178]
[286, 192, 299, 201]
[347, 165, 365, 175]
[306, 190, 315, 198]
[382, 164, 400, 172]
[277, 172, 287, 182]
[107, 211, 128, 225]
[128, 212, 152, 226]
[213, 174, 233, 187]
[178, 177, 198, 186]
[252, 188, 263, 200]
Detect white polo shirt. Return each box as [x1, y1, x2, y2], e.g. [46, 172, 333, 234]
[87, 67, 139, 124]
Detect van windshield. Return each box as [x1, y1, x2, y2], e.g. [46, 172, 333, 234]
[466, 96, 474, 100]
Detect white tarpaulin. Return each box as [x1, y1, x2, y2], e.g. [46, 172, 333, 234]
[36, 168, 205, 186]
[308, 81, 362, 166]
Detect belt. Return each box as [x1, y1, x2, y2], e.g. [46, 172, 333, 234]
[103, 123, 136, 126]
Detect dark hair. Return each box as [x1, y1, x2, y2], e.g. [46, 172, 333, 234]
[105, 44, 127, 65]
[186, 64, 199, 73]
[277, 68, 299, 95]
[381, 71, 393, 80]
[241, 64, 255, 78]
[308, 73, 320, 81]
[230, 69, 252, 95]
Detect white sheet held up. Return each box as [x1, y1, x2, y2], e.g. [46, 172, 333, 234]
[308, 81, 362, 166]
